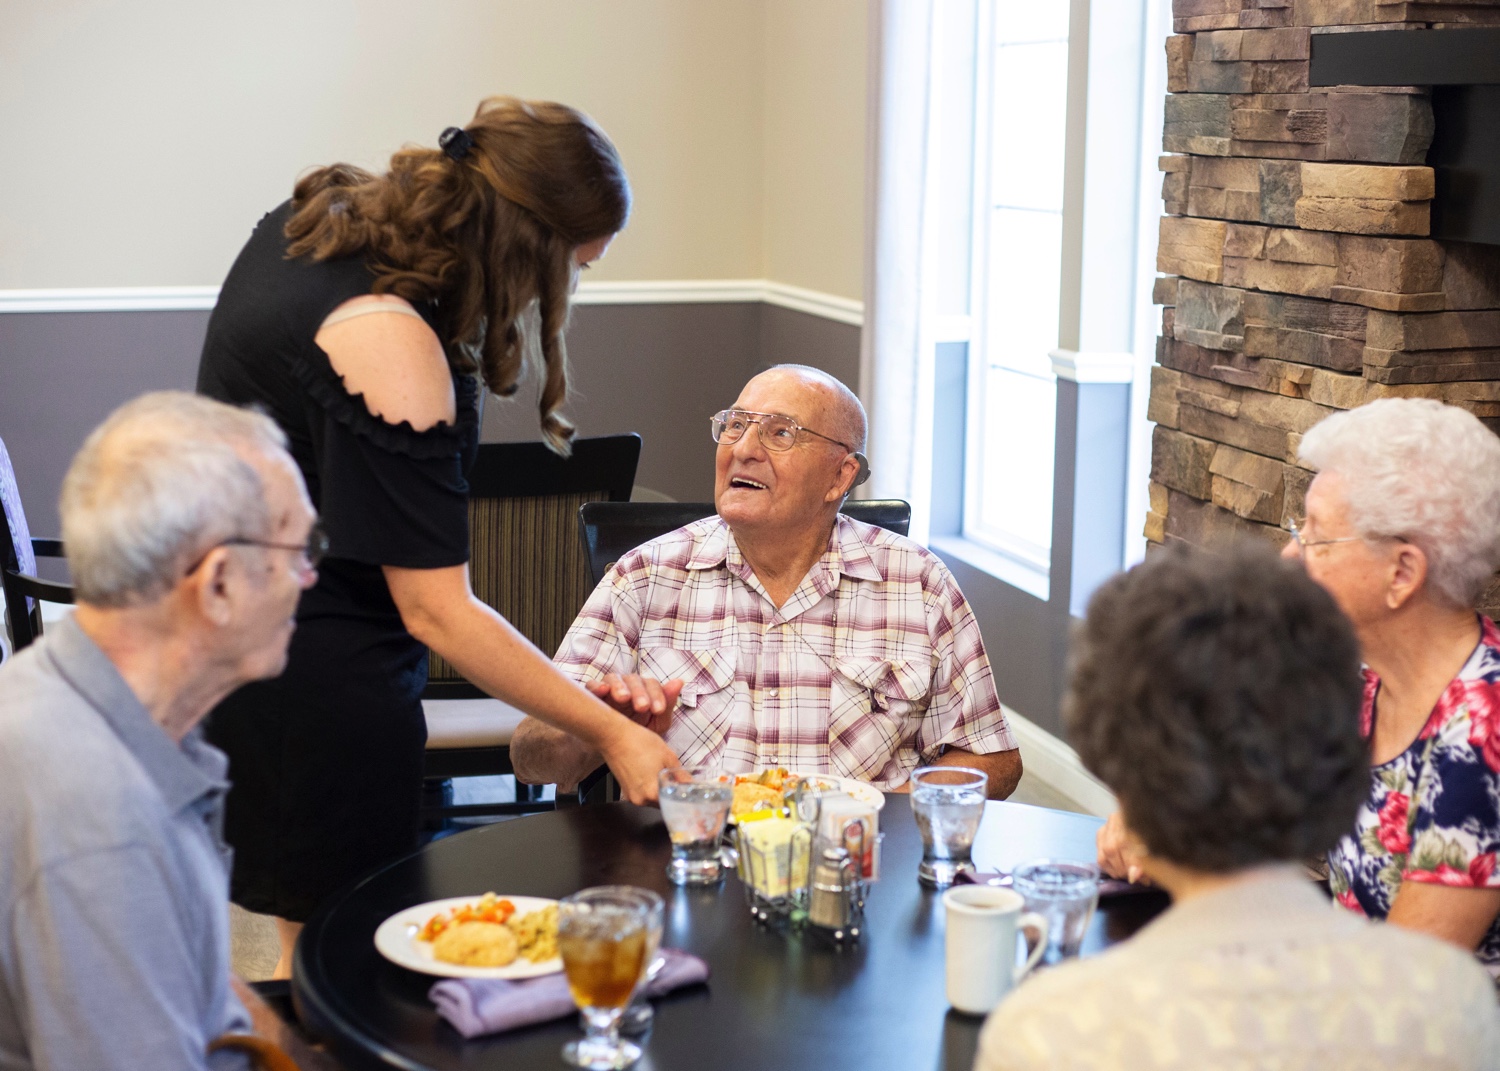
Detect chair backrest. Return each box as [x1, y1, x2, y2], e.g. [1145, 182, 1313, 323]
[579, 499, 913, 587]
[426, 434, 641, 697]
[0, 435, 75, 655]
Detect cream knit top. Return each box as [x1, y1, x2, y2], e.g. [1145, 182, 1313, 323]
[975, 870, 1500, 1071]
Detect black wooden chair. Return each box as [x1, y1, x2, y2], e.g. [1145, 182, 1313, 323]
[578, 499, 913, 587]
[421, 434, 641, 820]
[566, 498, 912, 805]
[1, 434, 72, 658]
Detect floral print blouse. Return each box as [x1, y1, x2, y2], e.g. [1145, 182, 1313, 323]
[1328, 615, 1500, 978]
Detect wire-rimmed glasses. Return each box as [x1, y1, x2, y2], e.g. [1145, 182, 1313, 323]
[1285, 517, 1365, 553]
[710, 409, 851, 453]
[183, 521, 329, 576]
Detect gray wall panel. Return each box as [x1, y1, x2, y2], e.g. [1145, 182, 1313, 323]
[481, 302, 765, 502]
[757, 303, 862, 390]
[0, 310, 211, 537]
[936, 554, 1073, 737]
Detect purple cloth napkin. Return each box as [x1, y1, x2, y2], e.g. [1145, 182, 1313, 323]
[430, 948, 711, 1039]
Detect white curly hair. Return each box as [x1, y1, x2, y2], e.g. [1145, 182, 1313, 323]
[1298, 398, 1500, 608]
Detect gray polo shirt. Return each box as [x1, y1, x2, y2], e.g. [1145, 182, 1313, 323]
[0, 615, 251, 1071]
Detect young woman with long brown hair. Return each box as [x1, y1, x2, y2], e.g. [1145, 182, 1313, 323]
[196, 97, 679, 976]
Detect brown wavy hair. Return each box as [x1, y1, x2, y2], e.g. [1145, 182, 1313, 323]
[284, 96, 631, 453]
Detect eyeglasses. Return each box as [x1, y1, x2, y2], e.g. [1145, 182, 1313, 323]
[710, 409, 852, 453]
[1286, 517, 1365, 552]
[184, 521, 329, 576]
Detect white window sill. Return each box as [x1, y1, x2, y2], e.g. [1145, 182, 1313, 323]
[929, 536, 1051, 602]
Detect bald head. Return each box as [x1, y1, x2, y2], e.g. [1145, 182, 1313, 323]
[760, 364, 866, 452]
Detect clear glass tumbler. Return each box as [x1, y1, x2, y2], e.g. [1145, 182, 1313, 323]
[910, 766, 988, 887]
[558, 887, 652, 1070]
[658, 766, 734, 885]
[1011, 859, 1100, 965]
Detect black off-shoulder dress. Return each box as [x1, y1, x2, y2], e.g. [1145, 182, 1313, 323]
[197, 202, 480, 921]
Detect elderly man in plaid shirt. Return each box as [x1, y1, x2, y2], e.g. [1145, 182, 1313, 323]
[511, 365, 1021, 797]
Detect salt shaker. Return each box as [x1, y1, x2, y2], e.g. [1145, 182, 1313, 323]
[807, 845, 861, 940]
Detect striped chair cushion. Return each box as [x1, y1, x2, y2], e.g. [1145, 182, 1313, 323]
[429, 490, 607, 684]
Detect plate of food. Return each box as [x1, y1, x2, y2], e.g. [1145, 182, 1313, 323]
[373, 892, 562, 979]
[729, 767, 885, 822]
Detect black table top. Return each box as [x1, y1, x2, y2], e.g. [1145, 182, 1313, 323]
[293, 797, 1167, 1071]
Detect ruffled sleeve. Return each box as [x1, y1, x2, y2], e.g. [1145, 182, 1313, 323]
[287, 344, 479, 569]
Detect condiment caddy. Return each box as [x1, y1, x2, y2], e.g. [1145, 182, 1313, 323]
[731, 778, 880, 943]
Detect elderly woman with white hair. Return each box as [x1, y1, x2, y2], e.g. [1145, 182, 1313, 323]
[1284, 397, 1500, 976]
[1099, 397, 1500, 977]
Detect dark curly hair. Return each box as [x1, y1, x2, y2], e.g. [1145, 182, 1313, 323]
[1065, 541, 1368, 872]
[284, 96, 631, 455]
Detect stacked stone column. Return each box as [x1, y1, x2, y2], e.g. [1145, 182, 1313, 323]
[1146, 0, 1500, 608]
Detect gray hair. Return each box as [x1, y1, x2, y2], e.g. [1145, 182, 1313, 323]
[1298, 398, 1500, 608]
[60, 392, 289, 608]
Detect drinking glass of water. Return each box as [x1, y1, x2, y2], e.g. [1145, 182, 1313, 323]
[658, 767, 734, 885]
[1011, 859, 1099, 964]
[910, 766, 988, 887]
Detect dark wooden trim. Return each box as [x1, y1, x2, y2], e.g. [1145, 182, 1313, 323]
[418, 680, 488, 700]
[30, 538, 65, 558]
[465, 434, 641, 501]
[1309, 27, 1500, 87]
[1309, 28, 1500, 246]
[423, 746, 515, 780]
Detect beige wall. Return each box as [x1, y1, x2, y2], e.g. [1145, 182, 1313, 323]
[0, 0, 865, 297]
[762, 0, 868, 300]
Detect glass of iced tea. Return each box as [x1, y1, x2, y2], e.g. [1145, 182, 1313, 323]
[558, 887, 653, 1069]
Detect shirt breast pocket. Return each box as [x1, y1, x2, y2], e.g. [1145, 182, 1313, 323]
[637, 647, 738, 764]
[828, 655, 932, 780]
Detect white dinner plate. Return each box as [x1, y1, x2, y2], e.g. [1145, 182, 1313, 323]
[373, 895, 563, 979]
[728, 772, 886, 823]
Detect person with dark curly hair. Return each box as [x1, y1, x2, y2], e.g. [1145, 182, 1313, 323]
[977, 542, 1498, 1071]
[196, 97, 679, 976]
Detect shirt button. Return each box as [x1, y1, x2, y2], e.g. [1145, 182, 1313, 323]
[767, 689, 779, 698]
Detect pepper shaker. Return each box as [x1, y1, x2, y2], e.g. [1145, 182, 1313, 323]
[807, 845, 861, 940]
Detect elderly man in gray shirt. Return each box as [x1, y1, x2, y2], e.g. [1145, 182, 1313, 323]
[0, 393, 331, 1070]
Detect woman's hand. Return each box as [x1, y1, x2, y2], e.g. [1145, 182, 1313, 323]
[596, 716, 682, 805]
[1096, 810, 1149, 885]
[385, 563, 682, 802]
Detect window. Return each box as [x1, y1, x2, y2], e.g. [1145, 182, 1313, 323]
[962, 2, 1072, 573]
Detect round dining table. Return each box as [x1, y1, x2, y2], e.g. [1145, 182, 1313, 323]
[293, 797, 1167, 1071]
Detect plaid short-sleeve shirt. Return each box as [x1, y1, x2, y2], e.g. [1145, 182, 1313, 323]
[555, 514, 1016, 787]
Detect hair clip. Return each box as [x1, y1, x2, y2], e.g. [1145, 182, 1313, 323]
[438, 126, 474, 162]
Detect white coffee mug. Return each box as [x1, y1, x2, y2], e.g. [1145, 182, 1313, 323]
[943, 884, 1049, 1015]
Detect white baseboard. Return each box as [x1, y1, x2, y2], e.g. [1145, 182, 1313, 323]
[1006, 706, 1117, 818]
[0, 279, 866, 326]
[0, 286, 221, 312]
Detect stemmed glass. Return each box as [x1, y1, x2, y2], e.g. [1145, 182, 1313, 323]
[615, 888, 665, 1035]
[558, 887, 654, 1069]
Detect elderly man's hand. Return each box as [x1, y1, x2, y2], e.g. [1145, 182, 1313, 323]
[1096, 810, 1151, 885]
[586, 673, 681, 737]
